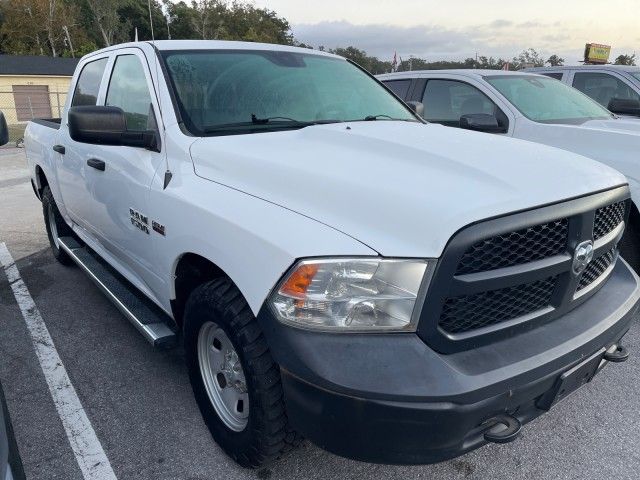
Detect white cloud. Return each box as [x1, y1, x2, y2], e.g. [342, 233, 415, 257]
[292, 20, 637, 65]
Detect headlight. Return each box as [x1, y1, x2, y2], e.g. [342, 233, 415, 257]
[269, 258, 430, 332]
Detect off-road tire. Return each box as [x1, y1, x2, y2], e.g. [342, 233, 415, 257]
[42, 186, 74, 266]
[183, 278, 302, 468]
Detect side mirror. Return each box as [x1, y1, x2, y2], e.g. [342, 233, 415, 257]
[0, 111, 8, 147]
[607, 98, 640, 116]
[68, 106, 159, 151]
[406, 101, 424, 117]
[459, 113, 505, 133]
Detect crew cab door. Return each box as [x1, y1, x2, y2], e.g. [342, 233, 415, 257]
[84, 48, 166, 286]
[409, 75, 514, 135]
[570, 70, 640, 110]
[57, 55, 110, 229]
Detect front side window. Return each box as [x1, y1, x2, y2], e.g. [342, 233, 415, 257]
[162, 50, 417, 136]
[106, 55, 154, 131]
[487, 75, 613, 123]
[572, 72, 640, 109]
[421, 79, 506, 128]
[71, 57, 108, 107]
[630, 72, 640, 82]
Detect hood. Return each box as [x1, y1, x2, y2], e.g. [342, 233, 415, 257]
[519, 118, 640, 197]
[581, 117, 640, 133]
[190, 122, 626, 257]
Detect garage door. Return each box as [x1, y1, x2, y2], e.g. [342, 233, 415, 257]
[12, 85, 52, 121]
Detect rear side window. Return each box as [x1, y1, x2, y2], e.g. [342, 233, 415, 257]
[541, 72, 563, 80]
[572, 72, 640, 108]
[71, 58, 108, 107]
[383, 79, 411, 99]
[105, 55, 154, 131]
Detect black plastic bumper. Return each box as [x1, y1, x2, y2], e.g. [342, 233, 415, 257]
[257, 259, 640, 464]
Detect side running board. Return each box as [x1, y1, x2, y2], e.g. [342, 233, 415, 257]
[58, 236, 177, 348]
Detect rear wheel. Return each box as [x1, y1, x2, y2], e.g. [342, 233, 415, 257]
[42, 186, 74, 266]
[183, 278, 301, 468]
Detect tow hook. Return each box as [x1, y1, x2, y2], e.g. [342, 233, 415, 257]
[481, 414, 522, 444]
[604, 344, 629, 363]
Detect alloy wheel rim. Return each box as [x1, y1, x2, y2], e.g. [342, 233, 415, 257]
[197, 321, 249, 431]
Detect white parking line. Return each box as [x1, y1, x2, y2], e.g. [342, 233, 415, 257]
[0, 242, 118, 480]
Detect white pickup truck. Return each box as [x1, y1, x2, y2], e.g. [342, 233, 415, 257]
[17, 41, 640, 468]
[379, 70, 640, 270]
[524, 65, 640, 119]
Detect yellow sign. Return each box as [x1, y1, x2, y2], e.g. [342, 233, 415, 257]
[584, 43, 611, 64]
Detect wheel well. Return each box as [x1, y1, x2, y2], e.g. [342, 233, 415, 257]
[629, 201, 640, 233]
[172, 253, 228, 328]
[35, 165, 48, 198]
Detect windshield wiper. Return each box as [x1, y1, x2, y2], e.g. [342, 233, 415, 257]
[202, 117, 342, 133]
[251, 114, 300, 125]
[362, 114, 418, 122]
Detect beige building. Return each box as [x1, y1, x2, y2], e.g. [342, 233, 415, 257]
[0, 55, 79, 125]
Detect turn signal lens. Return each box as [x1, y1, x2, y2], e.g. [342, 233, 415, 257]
[279, 264, 319, 298]
[269, 258, 430, 332]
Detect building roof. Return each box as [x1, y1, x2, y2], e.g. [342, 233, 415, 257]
[0, 55, 80, 76]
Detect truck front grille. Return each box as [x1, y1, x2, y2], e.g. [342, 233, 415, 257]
[440, 277, 557, 334]
[577, 248, 617, 292]
[594, 201, 625, 240]
[417, 189, 630, 353]
[455, 219, 568, 275]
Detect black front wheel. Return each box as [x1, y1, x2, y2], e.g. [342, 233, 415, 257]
[42, 186, 74, 266]
[183, 278, 301, 468]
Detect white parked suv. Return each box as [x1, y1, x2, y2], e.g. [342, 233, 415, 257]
[15, 41, 640, 468]
[379, 70, 640, 270]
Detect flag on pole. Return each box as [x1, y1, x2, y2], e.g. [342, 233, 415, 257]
[391, 51, 398, 72]
[502, 61, 510, 71]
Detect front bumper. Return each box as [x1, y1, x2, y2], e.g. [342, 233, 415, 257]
[257, 259, 640, 464]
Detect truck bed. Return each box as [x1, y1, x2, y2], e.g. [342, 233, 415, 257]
[31, 118, 62, 130]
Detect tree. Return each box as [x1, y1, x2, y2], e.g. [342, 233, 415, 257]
[512, 48, 545, 69]
[546, 54, 564, 66]
[614, 54, 636, 66]
[0, 0, 84, 56]
[329, 46, 391, 74]
[118, 0, 168, 42]
[84, 0, 130, 47]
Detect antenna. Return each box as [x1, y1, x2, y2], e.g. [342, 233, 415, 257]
[147, 0, 172, 189]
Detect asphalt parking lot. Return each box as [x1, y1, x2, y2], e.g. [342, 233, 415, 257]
[1, 147, 640, 480]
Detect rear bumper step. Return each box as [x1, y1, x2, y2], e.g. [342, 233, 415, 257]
[58, 236, 177, 348]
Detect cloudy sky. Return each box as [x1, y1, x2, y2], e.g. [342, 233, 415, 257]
[253, 0, 639, 64]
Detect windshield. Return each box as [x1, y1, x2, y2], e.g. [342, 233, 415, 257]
[161, 50, 417, 135]
[485, 75, 613, 123]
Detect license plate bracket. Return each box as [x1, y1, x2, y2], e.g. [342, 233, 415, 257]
[537, 348, 605, 411]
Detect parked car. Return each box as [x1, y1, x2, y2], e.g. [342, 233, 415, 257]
[378, 70, 640, 270]
[18, 41, 640, 468]
[0, 381, 25, 480]
[0, 113, 25, 480]
[524, 65, 640, 119]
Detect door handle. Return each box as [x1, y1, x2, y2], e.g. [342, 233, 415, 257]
[53, 144, 65, 154]
[87, 158, 105, 171]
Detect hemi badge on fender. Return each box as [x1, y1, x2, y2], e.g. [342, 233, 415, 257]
[152, 221, 166, 236]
